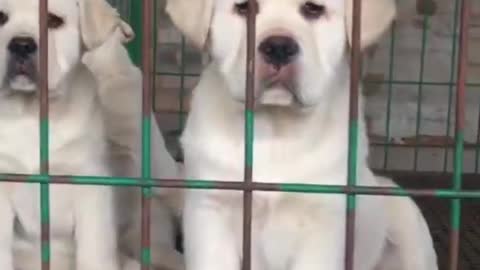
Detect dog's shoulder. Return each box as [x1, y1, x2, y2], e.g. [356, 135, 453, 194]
[69, 63, 99, 95]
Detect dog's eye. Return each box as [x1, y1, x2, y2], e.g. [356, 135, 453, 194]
[300, 2, 326, 20]
[0, 11, 9, 26]
[234, 1, 258, 16]
[48, 13, 64, 29]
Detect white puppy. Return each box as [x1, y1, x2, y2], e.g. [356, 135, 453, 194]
[0, 0, 130, 269]
[82, 12, 185, 270]
[165, 0, 437, 269]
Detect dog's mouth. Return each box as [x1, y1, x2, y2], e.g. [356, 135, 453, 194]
[257, 67, 301, 107]
[5, 57, 38, 92]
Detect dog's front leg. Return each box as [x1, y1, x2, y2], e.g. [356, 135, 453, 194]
[74, 185, 119, 270]
[0, 191, 14, 270]
[183, 192, 239, 270]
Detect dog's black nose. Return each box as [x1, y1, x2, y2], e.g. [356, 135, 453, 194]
[258, 36, 299, 67]
[8, 37, 37, 57]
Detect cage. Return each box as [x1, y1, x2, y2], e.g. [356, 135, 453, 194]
[133, 0, 480, 268]
[7, 0, 479, 270]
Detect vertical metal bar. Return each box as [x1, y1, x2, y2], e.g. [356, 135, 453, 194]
[383, 23, 397, 169]
[39, 0, 50, 269]
[475, 106, 480, 173]
[152, 0, 158, 112]
[178, 38, 187, 129]
[413, 16, 430, 171]
[141, 0, 153, 269]
[449, 0, 469, 269]
[346, 0, 362, 269]
[443, 0, 461, 172]
[242, 0, 256, 269]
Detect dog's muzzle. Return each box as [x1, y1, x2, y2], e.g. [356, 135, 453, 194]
[5, 36, 38, 92]
[257, 35, 300, 106]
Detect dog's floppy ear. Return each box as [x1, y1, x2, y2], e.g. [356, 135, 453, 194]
[345, 0, 396, 50]
[165, 0, 214, 49]
[78, 0, 135, 50]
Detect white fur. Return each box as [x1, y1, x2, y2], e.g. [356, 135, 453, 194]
[0, 0, 119, 269]
[165, 0, 438, 269]
[374, 176, 438, 270]
[82, 26, 185, 270]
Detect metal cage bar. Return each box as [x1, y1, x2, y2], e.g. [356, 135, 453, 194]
[448, 0, 470, 268]
[345, 0, 362, 268]
[443, 0, 461, 172]
[38, 0, 50, 269]
[412, 14, 430, 171]
[242, 1, 257, 269]
[1, 173, 480, 198]
[140, 0, 154, 269]
[382, 22, 397, 170]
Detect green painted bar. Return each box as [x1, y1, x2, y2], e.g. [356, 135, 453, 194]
[245, 110, 255, 167]
[347, 120, 359, 211]
[142, 118, 152, 179]
[0, 174, 477, 198]
[133, 0, 153, 267]
[40, 88, 50, 268]
[41, 242, 50, 261]
[450, 130, 465, 231]
[127, 0, 142, 66]
[40, 119, 49, 169]
[141, 248, 152, 267]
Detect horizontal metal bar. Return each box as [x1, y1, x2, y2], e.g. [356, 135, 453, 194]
[155, 71, 480, 88]
[371, 142, 480, 149]
[0, 174, 479, 198]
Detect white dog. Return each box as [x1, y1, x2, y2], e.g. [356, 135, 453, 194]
[82, 12, 185, 270]
[165, 0, 438, 269]
[0, 0, 142, 269]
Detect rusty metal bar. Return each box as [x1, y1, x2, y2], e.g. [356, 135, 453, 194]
[38, 0, 50, 269]
[242, 1, 256, 270]
[141, 0, 154, 268]
[448, 0, 470, 269]
[345, 0, 362, 268]
[0, 173, 479, 197]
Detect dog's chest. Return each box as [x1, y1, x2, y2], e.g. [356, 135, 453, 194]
[184, 134, 347, 186]
[220, 192, 345, 270]
[0, 116, 70, 173]
[9, 183, 75, 237]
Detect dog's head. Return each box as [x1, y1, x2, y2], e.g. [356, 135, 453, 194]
[167, 0, 395, 108]
[0, 0, 133, 96]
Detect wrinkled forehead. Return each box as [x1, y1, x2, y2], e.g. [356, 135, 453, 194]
[0, 0, 78, 18]
[219, 0, 345, 11]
